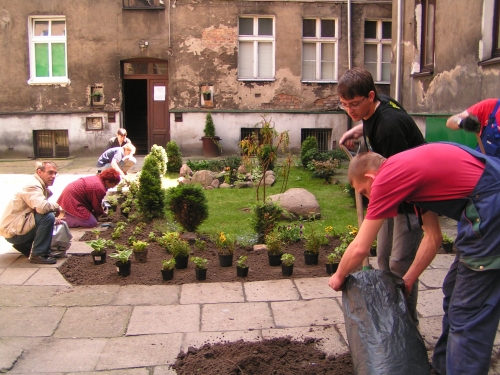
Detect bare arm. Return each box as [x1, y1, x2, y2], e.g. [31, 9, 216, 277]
[402, 211, 442, 295]
[111, 159, 126, 177]
[446, 110, 469, 130]
[339, 124, 364, 149]
[328, 218, 384, 291]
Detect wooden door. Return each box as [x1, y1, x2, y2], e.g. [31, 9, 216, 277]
[149, 79, 170, 147]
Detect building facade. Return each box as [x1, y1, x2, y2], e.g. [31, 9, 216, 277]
[0, 0, 392, 158]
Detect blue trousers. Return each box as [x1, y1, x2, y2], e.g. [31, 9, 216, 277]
[6, 212, 55, 257]
[432, 255, 500, 375]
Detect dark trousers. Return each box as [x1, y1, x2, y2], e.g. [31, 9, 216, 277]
[6, 212, 55, 257]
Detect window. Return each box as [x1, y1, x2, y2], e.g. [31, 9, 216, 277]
[493, 0, 500, 58]
[420, 0, 435, 73]
[28, 17, 68, 85]
[364, 20, 392, 83]
[479, 0, 500, 64]
[238, 17, 275, 80]
[123, 0, 165, 9]
[301, 129, 332, 153]
[302, 19, 338, 82]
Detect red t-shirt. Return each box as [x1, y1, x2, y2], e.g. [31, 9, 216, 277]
[365, 143, 484, 220]
[468, 98, 500, 136]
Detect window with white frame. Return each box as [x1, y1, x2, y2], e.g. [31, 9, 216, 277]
[238, 17, 275, 80]
[364, 20, 392, 83]
[302, 18, 338, 82]
[28, 16, 68, 85]
[479, 0, 500, 63]
[420, 0, 435, 73]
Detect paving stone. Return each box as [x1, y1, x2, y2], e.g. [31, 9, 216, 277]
[127, 305, 200, 335]
[0, 253, 22, 267]
[0, 341, 23, 373]
[153, 365, 178, 375]
[419, 316, 443, 350]
[0, 306, 65, 336]
[0, 268, 37, 285]
[0, 285, 65, 306]
[430, 254, 455, 269]
[67, 370, 149, 375]
[24, 268, 71, 286]
[7, 255, 66, 268]
[271, 298, 343, 328]
[114, 285, 180, 305]
[95, 333, 182, 370]
[48, 285, 120, 306]
[182, 330, 262, 352]
[243, 279, 299, 302]
[55, 305, 132, 338]
[419, 268, 448, 289]
[202, 302, 274, 331]
[336, 323, 348, 346]
[67, 241, 93, 254]
[418, 289, 445, 317]
[262, 325, 349, 357]
[294, 277, 341, 299]
[181, 282, 244, 304]
[8, 337, 107, 373]
[0, 267, 4, 276]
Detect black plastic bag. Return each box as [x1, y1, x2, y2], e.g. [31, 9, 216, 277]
[342, 269, 429, 375]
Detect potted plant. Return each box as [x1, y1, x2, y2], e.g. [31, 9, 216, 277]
[326, 249, 344, 275]
[442, 232, 454, 253]
[236, 255, 249, 278]
[281, 253, 295, 277]
[266, 232, 283, 266]
[200, 112, 221, 157]
[190, 256, 208, 281]
[170, 237, 191, 269]
[132, 240, 149, 263]
[105, 195, 118, 211]
[215, 231, 235, 267]
[202, 90, 212, 101]
[109, 246, 133, 276]
[161, 258, 176, 281]
[89, 238, 113, 265]
[303, 227, 328, 265]
[90, 90, 103, 103]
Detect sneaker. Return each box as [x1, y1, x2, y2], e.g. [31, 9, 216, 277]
[29, 255, 57, 264]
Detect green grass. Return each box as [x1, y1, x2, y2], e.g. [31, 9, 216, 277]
[164, 164, 357, 238]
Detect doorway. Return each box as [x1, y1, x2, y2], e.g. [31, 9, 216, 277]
[123, 80, 148, 155]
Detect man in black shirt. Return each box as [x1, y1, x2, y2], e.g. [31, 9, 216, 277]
[338, 67, 425, 324]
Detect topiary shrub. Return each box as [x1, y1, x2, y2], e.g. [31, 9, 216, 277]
[203, 112, 216, 138]
[149, 144, 168, 176]
[252, 202, 283, 244]
[137, 153, 166, 222]
[166, 140, 183, 173]
[167, 185, 208, 232]
[300, 136, 319, 168]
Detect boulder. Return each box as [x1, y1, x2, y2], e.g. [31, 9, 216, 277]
[191, 170, 217, 188]
[268, 188, 321, 220]
[179, 164, 193, 177]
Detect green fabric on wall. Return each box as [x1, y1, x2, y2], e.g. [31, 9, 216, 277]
[425, 117, 476, 148]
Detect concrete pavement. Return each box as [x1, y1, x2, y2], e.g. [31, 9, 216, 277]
[0, 158, 499, 374]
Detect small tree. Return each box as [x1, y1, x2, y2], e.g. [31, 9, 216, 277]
[149, 144, 168, 176]
[167, 185, 209, 232]
[203, 112, 216, 138]
[166, 140, 183, 173]
[300, 136, 319, 168]
[137, 152, 166, 222]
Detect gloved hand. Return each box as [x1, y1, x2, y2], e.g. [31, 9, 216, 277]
[462, 115, 481, 133]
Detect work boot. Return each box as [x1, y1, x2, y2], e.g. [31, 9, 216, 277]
[29, 255, 57, 264]
[48, 250, 67, 258]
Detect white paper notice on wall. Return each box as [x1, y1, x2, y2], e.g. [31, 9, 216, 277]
[154, 86, 166, 101]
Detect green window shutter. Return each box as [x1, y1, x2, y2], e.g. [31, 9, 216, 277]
[35, 43, 49, 77]
[51, 43, 66, 77]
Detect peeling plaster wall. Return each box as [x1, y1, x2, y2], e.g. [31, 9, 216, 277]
[397, 0, 500, 115]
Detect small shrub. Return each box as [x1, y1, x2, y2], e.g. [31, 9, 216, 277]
[149, 144, 168, 176]
[186, 159, 224, 172]
[170, 238, 191, 258]
[158, 232, 180, 252]
[281, 253, 295, 266]
[194, 238, 206, 251]
[304, 227, 329, 254]
[166, 140, 183, 173]
[236, 255, 248, 268]
[190, 256, 208, 269]
[203, 112, 216, 138]
[161, 258, 176, 270]
[138, 151, 167, 222]
[300, 136, 319, 168]
[277, 224, 303, 244]
[310, 159, 340, 183]
[167, 185, 209, 232]
[224, 155, 242, 171]
[266, 232, 283, 255]
[252, 202, 283, 244]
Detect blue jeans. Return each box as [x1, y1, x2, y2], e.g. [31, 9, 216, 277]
[6, 212, 55, 257]
[432, 256, 500, 375]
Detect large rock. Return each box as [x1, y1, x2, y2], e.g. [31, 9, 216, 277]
[191, 170, 217, 188]
[268, 188, 321, 220]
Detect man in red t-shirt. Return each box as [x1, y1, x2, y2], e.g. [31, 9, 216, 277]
[329, 143, 500, 375]
[447, 98, 500, 157]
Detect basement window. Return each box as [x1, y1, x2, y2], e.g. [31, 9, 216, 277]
[301, 129, 332, 153]
[33, 130, 69, 158]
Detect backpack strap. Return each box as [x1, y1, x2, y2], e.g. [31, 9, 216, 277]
[487, 99, 500, 127]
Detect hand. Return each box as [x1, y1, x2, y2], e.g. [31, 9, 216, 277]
[328, 273, 345, 291]
[55, 218, 65, 225]
[403, 278, 414, 297]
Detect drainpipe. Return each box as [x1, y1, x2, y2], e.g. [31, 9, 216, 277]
[347, 0, 352, 69]
[395, 0, 403, 102]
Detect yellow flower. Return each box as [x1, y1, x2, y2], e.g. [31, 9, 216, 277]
[324, 226, 333, 234]
[219, 232, 226, 243]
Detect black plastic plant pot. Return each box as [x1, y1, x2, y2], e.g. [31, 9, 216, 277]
[268, 253, 282, 267]
[281, 264, 293, 277]
[175, 255, 189, 269]
[218, 254, 233, 267]
[116, 260, 131, 277]
[236, 266, 249, 277]
[442, 243, 453, 253]
[195, 268, 207, 281]
[133, 249, 148, 263]
[304, 252, 319, 265]
[326, 263, 339, 275]
[161, 269, 174, 281]
[91, 250, 107, 265]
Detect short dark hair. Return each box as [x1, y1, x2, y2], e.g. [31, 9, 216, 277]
[337, 67, 380, 101]
[117, 128, 127, 137]
[99, 169, 121, 185]
[36, 161, 57, 172]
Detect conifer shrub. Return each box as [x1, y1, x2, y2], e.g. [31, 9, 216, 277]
[167, 185, 208, 232]
[300, 135, 319, 168]
[137, 152, 166, 222]
[203, 112, 216, 137]
[149, 144, 168, 176]
[166, 140, 183, 173]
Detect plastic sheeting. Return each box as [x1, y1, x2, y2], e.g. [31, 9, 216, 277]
[342, 270, 430, 375]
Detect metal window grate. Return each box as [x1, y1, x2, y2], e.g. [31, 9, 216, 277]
[34, 130, 69, 158]
[301, 129, 332, 153]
